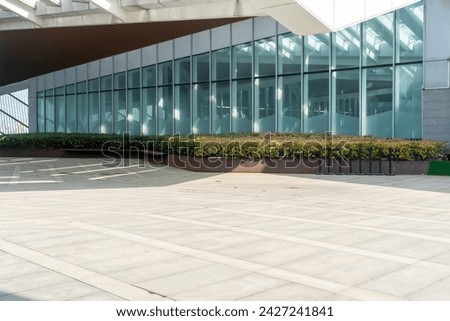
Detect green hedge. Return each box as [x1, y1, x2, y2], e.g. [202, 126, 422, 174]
[0, 133, 446, 161]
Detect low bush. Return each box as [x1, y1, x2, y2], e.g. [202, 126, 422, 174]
[0, 132, 446, 161]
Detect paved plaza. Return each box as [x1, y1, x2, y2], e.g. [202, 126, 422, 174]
[0, 157, 450, 301]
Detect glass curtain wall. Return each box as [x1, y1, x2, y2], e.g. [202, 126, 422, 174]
[36, 2, 423, 139]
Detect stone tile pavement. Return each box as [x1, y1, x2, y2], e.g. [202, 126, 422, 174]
[0, 157, 449, 301]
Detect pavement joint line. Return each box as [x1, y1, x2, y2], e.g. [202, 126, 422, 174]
[37, 163, 102, 172]
[88, 168, 163, 180]
[71, 164, 140, 175]
[205, 207, 450, 245]
[68, 220, 403, 301]
[0, 238, 164, 301]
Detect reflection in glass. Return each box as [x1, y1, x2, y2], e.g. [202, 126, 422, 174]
[255, 37, 276, 77]
[333, 70, 360, 135]
[278, 33, 302, 75]
[255, 77, 275, 132]
[143, 65, 156, 87]
[193, 53, 209, 83]
[100, 76, 112, 134]
[232, 79, 252, 133]
[212, 48, 230, 81]
[364, 67, 393, 137]
[66, 85, 76, 133]
[395, 64, 422, 139]
[45, 89, 54, 132]
[113, 90, 126, 134]
[333, 25, 360, 69]
[158, 86, 173, 135]
[363, 13, 394, 66]
[128, 89, 140, 135]
[55, 87, 65, 133]
[212, 81, 230, 134]
[159, 61, 173, 86]
[278, 75, 301, 133]
[396, 2, 423, 63]
[193, 83, 209, 134]
[37, 91, 44, 132]
[304, 72, 329, 133]
[175, 58, 190, 84]
[143, 87, 156, 135]
[175, 84, 191, 134]
[88, 79, 100, 133]
[76, 83, 87, 133]
[232, 43, 252, 79]
[304, 34, 330, 72]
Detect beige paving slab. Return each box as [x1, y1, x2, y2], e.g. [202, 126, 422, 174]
[242, 283, 334, 301]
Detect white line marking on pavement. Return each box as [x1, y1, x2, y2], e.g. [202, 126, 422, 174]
[47, 164, 65, 183]
[9, 166, 20, 185]
[88, 168, 161, 180]
[71, 164, 140, 175]
[0, 181, 57, 185]
[29, 159, 60, 164]
[37, 163, 101, 172]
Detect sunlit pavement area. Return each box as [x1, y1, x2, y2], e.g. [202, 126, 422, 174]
[1, 157, 450, 301]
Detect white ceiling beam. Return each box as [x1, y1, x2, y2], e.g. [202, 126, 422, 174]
[88, 0, 128, 22]
[0, 0, 43, 26]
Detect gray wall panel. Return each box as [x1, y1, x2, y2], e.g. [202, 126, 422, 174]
[127, 49, 141, 70]
[158, 40, 174, 62]
[113, 53, 127, 73]
[76, 64, 88, 82]
[212, 25, 231, 50]
[87, 61, 100, 79]
[44, 73, 54, 90]
[423, 88, 450, 141]
[232, 19, 253, 45]
[65, 67, 76, 84]
[175, 35, 191, 59]
[193, 30, 210, 55]
[54, 70, 65, 87]
[100, 57, 113, 76]
[254, 16, 277, 40]
[142, 45, 157, 66]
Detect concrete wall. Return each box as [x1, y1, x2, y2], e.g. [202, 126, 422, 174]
[423, 0, 450, 141]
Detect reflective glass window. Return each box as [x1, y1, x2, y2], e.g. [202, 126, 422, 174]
[175, 84, 191, 134]
[88, 79, 99, 133]
[158, 86, 173, 135]
[396, 2, 423, 63]
[128, 88, 141, 135]
[304, 72, 329, 133]
[143, 65, 156, 87]
[304, 34, 330, 72]
[193, 53, 209, 83]
[278, 75, 301, 133]
[363, 13, 394, 66]
[212, 81, 230, 134]
[395, 64, 422, 139]
[212, 48, 230, 81]
[76, 82, 87, 133]
[55, 87, 65, 133]
[333, 70, 360, 135]
[255, 37, 276, 77]
[66, 85, 76, 133]
[333, 25, 360, 69]
[175, 58, 190, 84]
[159, 61, 173, 86]
[143, 87, 157, 135]
[254, 77, 275, 132]
[193, 83, 210, 134]
[364, 67, 393, 137]
[232, 43, 252, 79]
[37, 91, 44, 132]
[100, 76, 112, 134]
[232, 79, 252, 133]
[278, 33, 302, 75]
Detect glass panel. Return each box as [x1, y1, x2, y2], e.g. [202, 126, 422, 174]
[232, 43, 252, 79]
[100, 91, 113, 134]
[333, 25, 361, 69]
[363, 13, 394, 66]
[193, 53, 209, 83]
[304, 34, 330, 72]
[76, 81, 86, 93]
[158, 86, 173, 135]
[232, 79, 252, 133]
[101, 75, 112, 91]
[212, 81, 230, 134]
[114, 72, 126, 90]
[396, 2, 423, 63]
[255, 37, 276, 77]
[77, 91, 88, 133]
[66, 90, 76, 133]
[143, 87, 157, 135]
[175, 84, 191, 135]
[45, 90, 54, 132]
[212, 48, 230, 81]
[364, 67, 393, 137]
[37, 92, 45, 133]
[333, 70, 360, 135]
[113, 90, 126, 134]
[55, 88, 65, 133]
[128, 88, 140, 135]
[175, 58, 191, 85]
[254, 77, 275, 132]
[88, 78, 99, 92]
[88, 91, 100, 133]
[143, 65, 156, 87]
[278, 75, 301, 133]
[128, 69, 140, 89]
[159, 61, 173, 86]
[278, 33, 302, 75]
[395, 64, 422, 139]
[304, 72, 329, 133]
[193, 83, 209, 134]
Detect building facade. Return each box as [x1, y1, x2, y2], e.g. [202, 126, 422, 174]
[1, 0, 450, 141]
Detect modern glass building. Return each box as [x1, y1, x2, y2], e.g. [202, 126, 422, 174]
[1, 0, 449, 141]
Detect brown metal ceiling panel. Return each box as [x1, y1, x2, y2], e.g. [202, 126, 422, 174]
[0, 18, 248, 87]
